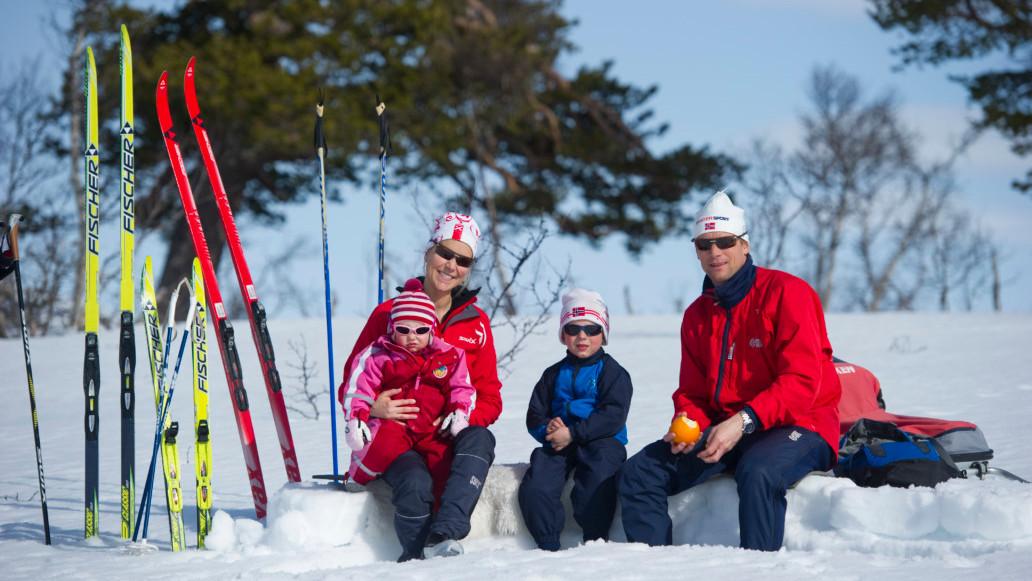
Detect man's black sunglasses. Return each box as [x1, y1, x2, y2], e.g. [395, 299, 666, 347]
[694, 233, 746, 251]
[433, 244, 475, 268]
[563, 323, 604, 337]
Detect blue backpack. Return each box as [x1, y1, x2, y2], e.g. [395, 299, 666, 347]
[835, 418, 961, 488]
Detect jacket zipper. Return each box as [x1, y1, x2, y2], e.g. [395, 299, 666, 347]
[713, 306, 733, 405]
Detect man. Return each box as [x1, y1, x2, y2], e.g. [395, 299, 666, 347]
[619, 190, 841, 551]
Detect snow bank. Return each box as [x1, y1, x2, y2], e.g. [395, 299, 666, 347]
[205, 464, 1032, 563]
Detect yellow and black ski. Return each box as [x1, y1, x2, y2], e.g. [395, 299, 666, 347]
[118, 24, 137, 542]
[83, 46, 101, 540]
[140, 257, 187, 550]
[191, 258, 213, 547]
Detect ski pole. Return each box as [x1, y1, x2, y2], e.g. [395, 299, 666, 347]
[376, 96, 390, 305]
[314, 95, 340, 479]
[1, 215, 51, 545]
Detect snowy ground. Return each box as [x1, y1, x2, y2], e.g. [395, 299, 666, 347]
[2, 312, 1031, 580]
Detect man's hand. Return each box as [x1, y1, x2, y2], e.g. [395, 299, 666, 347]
[369, 388, 419, 421]
[545, 417, 573, 451]
[697, 413, 745, 464]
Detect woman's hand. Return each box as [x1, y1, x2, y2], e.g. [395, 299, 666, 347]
[369, 388, 420, 421]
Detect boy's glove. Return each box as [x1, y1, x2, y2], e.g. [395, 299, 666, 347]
[440, 410, 470, 438]
[345, 418, 371, 451]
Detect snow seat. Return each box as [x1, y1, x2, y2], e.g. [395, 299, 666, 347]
[834, 359, 993, 468]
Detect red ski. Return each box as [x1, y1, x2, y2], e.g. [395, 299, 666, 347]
[156, 72, 269, 518]
[184, 57, 301, 482]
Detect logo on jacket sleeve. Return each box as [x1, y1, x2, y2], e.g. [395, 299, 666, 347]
[433, 364, 448, 379]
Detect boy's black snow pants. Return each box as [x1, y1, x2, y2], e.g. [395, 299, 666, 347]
[619, 426, 832, 551]
[382, 426, 495, 561]
[518, 437, 626, 550]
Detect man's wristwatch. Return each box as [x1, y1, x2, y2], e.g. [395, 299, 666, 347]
[740, 410, 755, 434]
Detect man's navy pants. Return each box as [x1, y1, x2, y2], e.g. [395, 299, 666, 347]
[619, 426, 832, 551]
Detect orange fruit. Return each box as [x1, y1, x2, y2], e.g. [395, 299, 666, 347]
[669, 416, 701, 445]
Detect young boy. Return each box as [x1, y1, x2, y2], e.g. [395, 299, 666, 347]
[341, 279, 475, 499]
[518, 289, 633, 550]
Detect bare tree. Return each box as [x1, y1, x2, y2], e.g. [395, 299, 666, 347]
[741, 64, 1003, 312]
[738, 140, 804, 269]
[0, 62, 75, 336]
[477, 219, 570, 376]
[284, 334, 323, 420]
[792, 65, 913, 307]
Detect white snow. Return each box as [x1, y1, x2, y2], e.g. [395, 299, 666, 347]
[1, 312, 1031, 580]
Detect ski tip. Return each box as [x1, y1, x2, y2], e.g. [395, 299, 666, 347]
[157, 70, 169, 89]
[186, 56, 196, 75]
[121, 23, 129, 38]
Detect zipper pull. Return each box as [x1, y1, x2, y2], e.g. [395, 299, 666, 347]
[728, 342, 735, 360]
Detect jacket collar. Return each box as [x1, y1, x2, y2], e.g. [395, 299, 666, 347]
[563, 347, 606, 367]
[702, 254, 756, 309]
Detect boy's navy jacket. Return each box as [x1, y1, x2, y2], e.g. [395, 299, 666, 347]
[526, 349, 632, 446]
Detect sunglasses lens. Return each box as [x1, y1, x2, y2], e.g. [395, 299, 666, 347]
[434, 245, 474, 268]
[695, 236, 739, 251]
[563, 323, 603, 337]
[395, 325, 432, 336]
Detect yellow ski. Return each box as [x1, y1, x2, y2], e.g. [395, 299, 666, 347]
[118, 24, 137, 541]
[139, 257, 187, 550]
[83, 45, 101, 540]
[192, 258, 213, 547]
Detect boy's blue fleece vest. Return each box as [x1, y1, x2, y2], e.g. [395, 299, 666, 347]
[544, 358, 628, 445]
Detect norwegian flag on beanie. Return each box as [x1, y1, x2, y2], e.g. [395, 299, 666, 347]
[559, 288, 610, 345]
[390, 278, 437, 329]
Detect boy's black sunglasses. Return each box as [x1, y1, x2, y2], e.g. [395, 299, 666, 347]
[694, 233, 746, 251]
[395, 325, 432, 335]
[433, 244, 475, 268]
[563, 323, 604, 337]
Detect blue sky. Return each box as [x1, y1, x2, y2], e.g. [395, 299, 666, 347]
[2, 0, 1029, 317]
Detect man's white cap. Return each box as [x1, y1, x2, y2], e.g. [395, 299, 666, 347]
[559, 288, 610, 346]
[430, 212, 481, 257]
[692, 190, 748, 241]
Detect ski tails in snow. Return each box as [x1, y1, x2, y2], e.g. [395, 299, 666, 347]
[118, 24, 137, 542]
[191, 258, 213, 547]
[155, 70, 268, 519]
[183, 57, 301, 483]
[83, 46, 101, 540]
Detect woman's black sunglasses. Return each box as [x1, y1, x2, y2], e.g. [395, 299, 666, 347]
[563, 323, 604, 337]
[694, 233, 746, 251]
[433, 244, 475, 268]
[395, 325, 432, 335]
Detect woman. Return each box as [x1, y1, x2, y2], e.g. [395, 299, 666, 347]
[339, 212, 502, 561]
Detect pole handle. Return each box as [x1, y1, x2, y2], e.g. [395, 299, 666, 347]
[5, 214, 23, 260]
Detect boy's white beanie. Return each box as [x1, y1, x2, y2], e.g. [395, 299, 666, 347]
[559, 288, 610, 346]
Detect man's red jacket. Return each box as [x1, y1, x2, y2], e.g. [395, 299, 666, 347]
[340, 287, 503, 428]
[674, 267, 841, 452]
